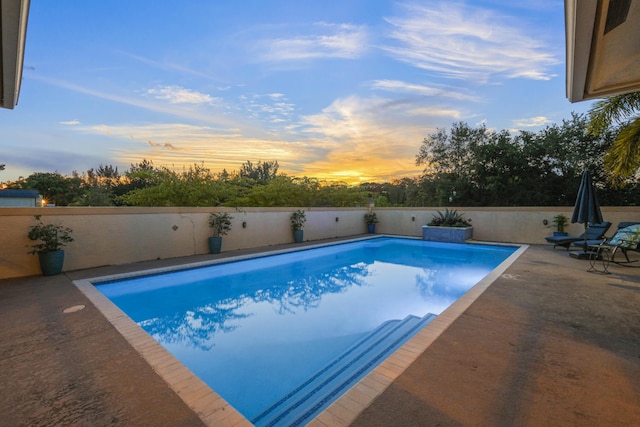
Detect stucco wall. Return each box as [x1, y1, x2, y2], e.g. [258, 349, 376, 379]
[1, 206, 638, 279]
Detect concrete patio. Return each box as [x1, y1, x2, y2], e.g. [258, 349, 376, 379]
[1, 240, 639, 426]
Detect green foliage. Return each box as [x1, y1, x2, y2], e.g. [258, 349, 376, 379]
[8, 172, 83, 206]
[427, 209, 471, 227]
[413, 115, 637, 206]
[4, 111, 640, 209]
[364, 212, 378, 225]
[239, 160, 279, 184]
[226, 176, 368, 207]
[588, 92, 640, 187]
[118, 164, 233, 207]
[27, 215, 74, 254]
[552, 214, 569, 233]
[208, 212, 233, 237]
[290, 209, 306, 231]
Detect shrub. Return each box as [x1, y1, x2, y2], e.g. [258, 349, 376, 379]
[290, 210, 306, 231]
[427, 209, 472, 227]
[209, 212, 233, 237]
[364, 212, 379, 225]
[27, 215, 74, 254]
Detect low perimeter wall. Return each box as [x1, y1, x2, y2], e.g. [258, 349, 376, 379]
[1, 206, 638, 280]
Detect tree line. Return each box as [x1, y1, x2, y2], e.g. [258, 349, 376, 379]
[1, 113, 638, 207]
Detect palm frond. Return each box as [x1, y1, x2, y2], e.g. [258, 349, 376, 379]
[588, 92, 640, 136]
[604, 116, 640, 187]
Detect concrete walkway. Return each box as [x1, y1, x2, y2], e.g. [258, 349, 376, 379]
[1, 242, 639, 426]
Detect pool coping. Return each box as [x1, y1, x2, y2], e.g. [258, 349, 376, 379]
[73, 236, 527, 426]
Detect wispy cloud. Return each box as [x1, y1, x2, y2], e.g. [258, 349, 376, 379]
[298, 95, 432, 181]
[238, 93, 296, 126]
[59, 120, 80, 126]
[148, 140, 180, 150]
[115, 50, 223, 81]
[383, 2, 559, 82]
[369, 79, 479, 102]
[30, 75, 246, 129]
[407, 107, 461, 118]
[257, 23, 369, 61]
[512, 116, 551, 127]
[147, 85, 219, 105]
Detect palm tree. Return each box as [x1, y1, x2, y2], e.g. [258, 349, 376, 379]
[587, 92, 640, 187]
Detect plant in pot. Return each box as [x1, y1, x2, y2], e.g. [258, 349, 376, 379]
[422, 209, 473, 243]
[27, 215, 74, 276]
[364, 212, 378, 234]
[208, 212, 233, 254]
[290, 209, 306, 243]
[552, 214, 569, 236]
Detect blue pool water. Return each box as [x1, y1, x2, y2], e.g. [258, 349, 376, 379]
[97, 237, 516, 425]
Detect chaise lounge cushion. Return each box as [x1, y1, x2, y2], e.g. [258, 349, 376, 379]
[608, 224, 640, 249]
[571, 222, 640, 252]
[545, 222, 611, 250]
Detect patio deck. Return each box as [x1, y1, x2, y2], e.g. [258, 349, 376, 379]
[1, 240, 639, 426]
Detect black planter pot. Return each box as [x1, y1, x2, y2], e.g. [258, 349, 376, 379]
[293, 229, 304, 243]
[38, 250, 65, 276]
[208, 236, 223, 254]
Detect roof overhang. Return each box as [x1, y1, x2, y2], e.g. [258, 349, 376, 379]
[1, 0, 30, 109]
[566, 0, 640, 102]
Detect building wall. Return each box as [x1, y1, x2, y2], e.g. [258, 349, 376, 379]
[0, 197, 39, 207]
[1, 206, 638, 280]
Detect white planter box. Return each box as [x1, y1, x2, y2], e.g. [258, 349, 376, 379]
[422, 225, 473, 243]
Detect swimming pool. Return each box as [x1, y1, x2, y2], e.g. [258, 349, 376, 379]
[89, 237, 519, 426]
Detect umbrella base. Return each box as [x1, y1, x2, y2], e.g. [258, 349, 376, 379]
[570, 250, 600, 260]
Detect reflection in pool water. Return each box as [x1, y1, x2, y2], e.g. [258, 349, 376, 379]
[98, 237, 516, 423]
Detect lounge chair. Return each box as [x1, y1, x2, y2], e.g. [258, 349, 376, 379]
[545, 222, 611, 250]
[571, 222, 640, 265]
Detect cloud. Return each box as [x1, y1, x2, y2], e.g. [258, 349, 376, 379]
[257, 23, 369, 61]
[30, 75, 247, 129]
[148, 140, 179, 150]
[407, 107, 462, 118]
[383, 3, 559, 82]
[238, 93, 296, 126]
[297, 95, 434, 181]
[147, 85, 219, 105]
[115, 50, 222, 81]
[59, 120, 80, 125]
[512, 116, 551, 127]
[369, 79, 478, 102]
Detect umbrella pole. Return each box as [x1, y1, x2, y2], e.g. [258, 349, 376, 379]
[570, 223, 592, 259]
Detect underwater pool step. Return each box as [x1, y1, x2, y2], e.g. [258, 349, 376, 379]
[252, 312, 437, 427]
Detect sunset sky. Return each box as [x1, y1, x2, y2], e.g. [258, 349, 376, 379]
[1, 0, 595, 184]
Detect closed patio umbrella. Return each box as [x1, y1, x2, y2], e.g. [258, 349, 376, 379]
[570, 170, 604, 259]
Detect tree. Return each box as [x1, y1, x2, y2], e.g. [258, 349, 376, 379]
[238, 160, 279, 184]
[72, 164, 122, 206]
[587, 92, 640, 186]
[8, 172, 83, 206]
[416, 122, 494, 206]
[413, 117, 625, 207]
[118, 163, 234, 207]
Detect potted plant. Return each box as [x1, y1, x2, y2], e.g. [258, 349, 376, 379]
[27, 215, 74, 276]
[364, 212, 378, 234]
[552, 214, 569, 236]
[422, 209, 473, 243]
[290, 210, 306, 243]
[208, 212, 233, 254]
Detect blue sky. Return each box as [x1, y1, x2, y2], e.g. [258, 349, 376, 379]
[1, 0, 595, 184]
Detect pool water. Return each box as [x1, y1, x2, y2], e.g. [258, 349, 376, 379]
[97, 237, 516, 425]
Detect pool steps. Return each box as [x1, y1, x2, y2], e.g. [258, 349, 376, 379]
[252, 312, 437, 427]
